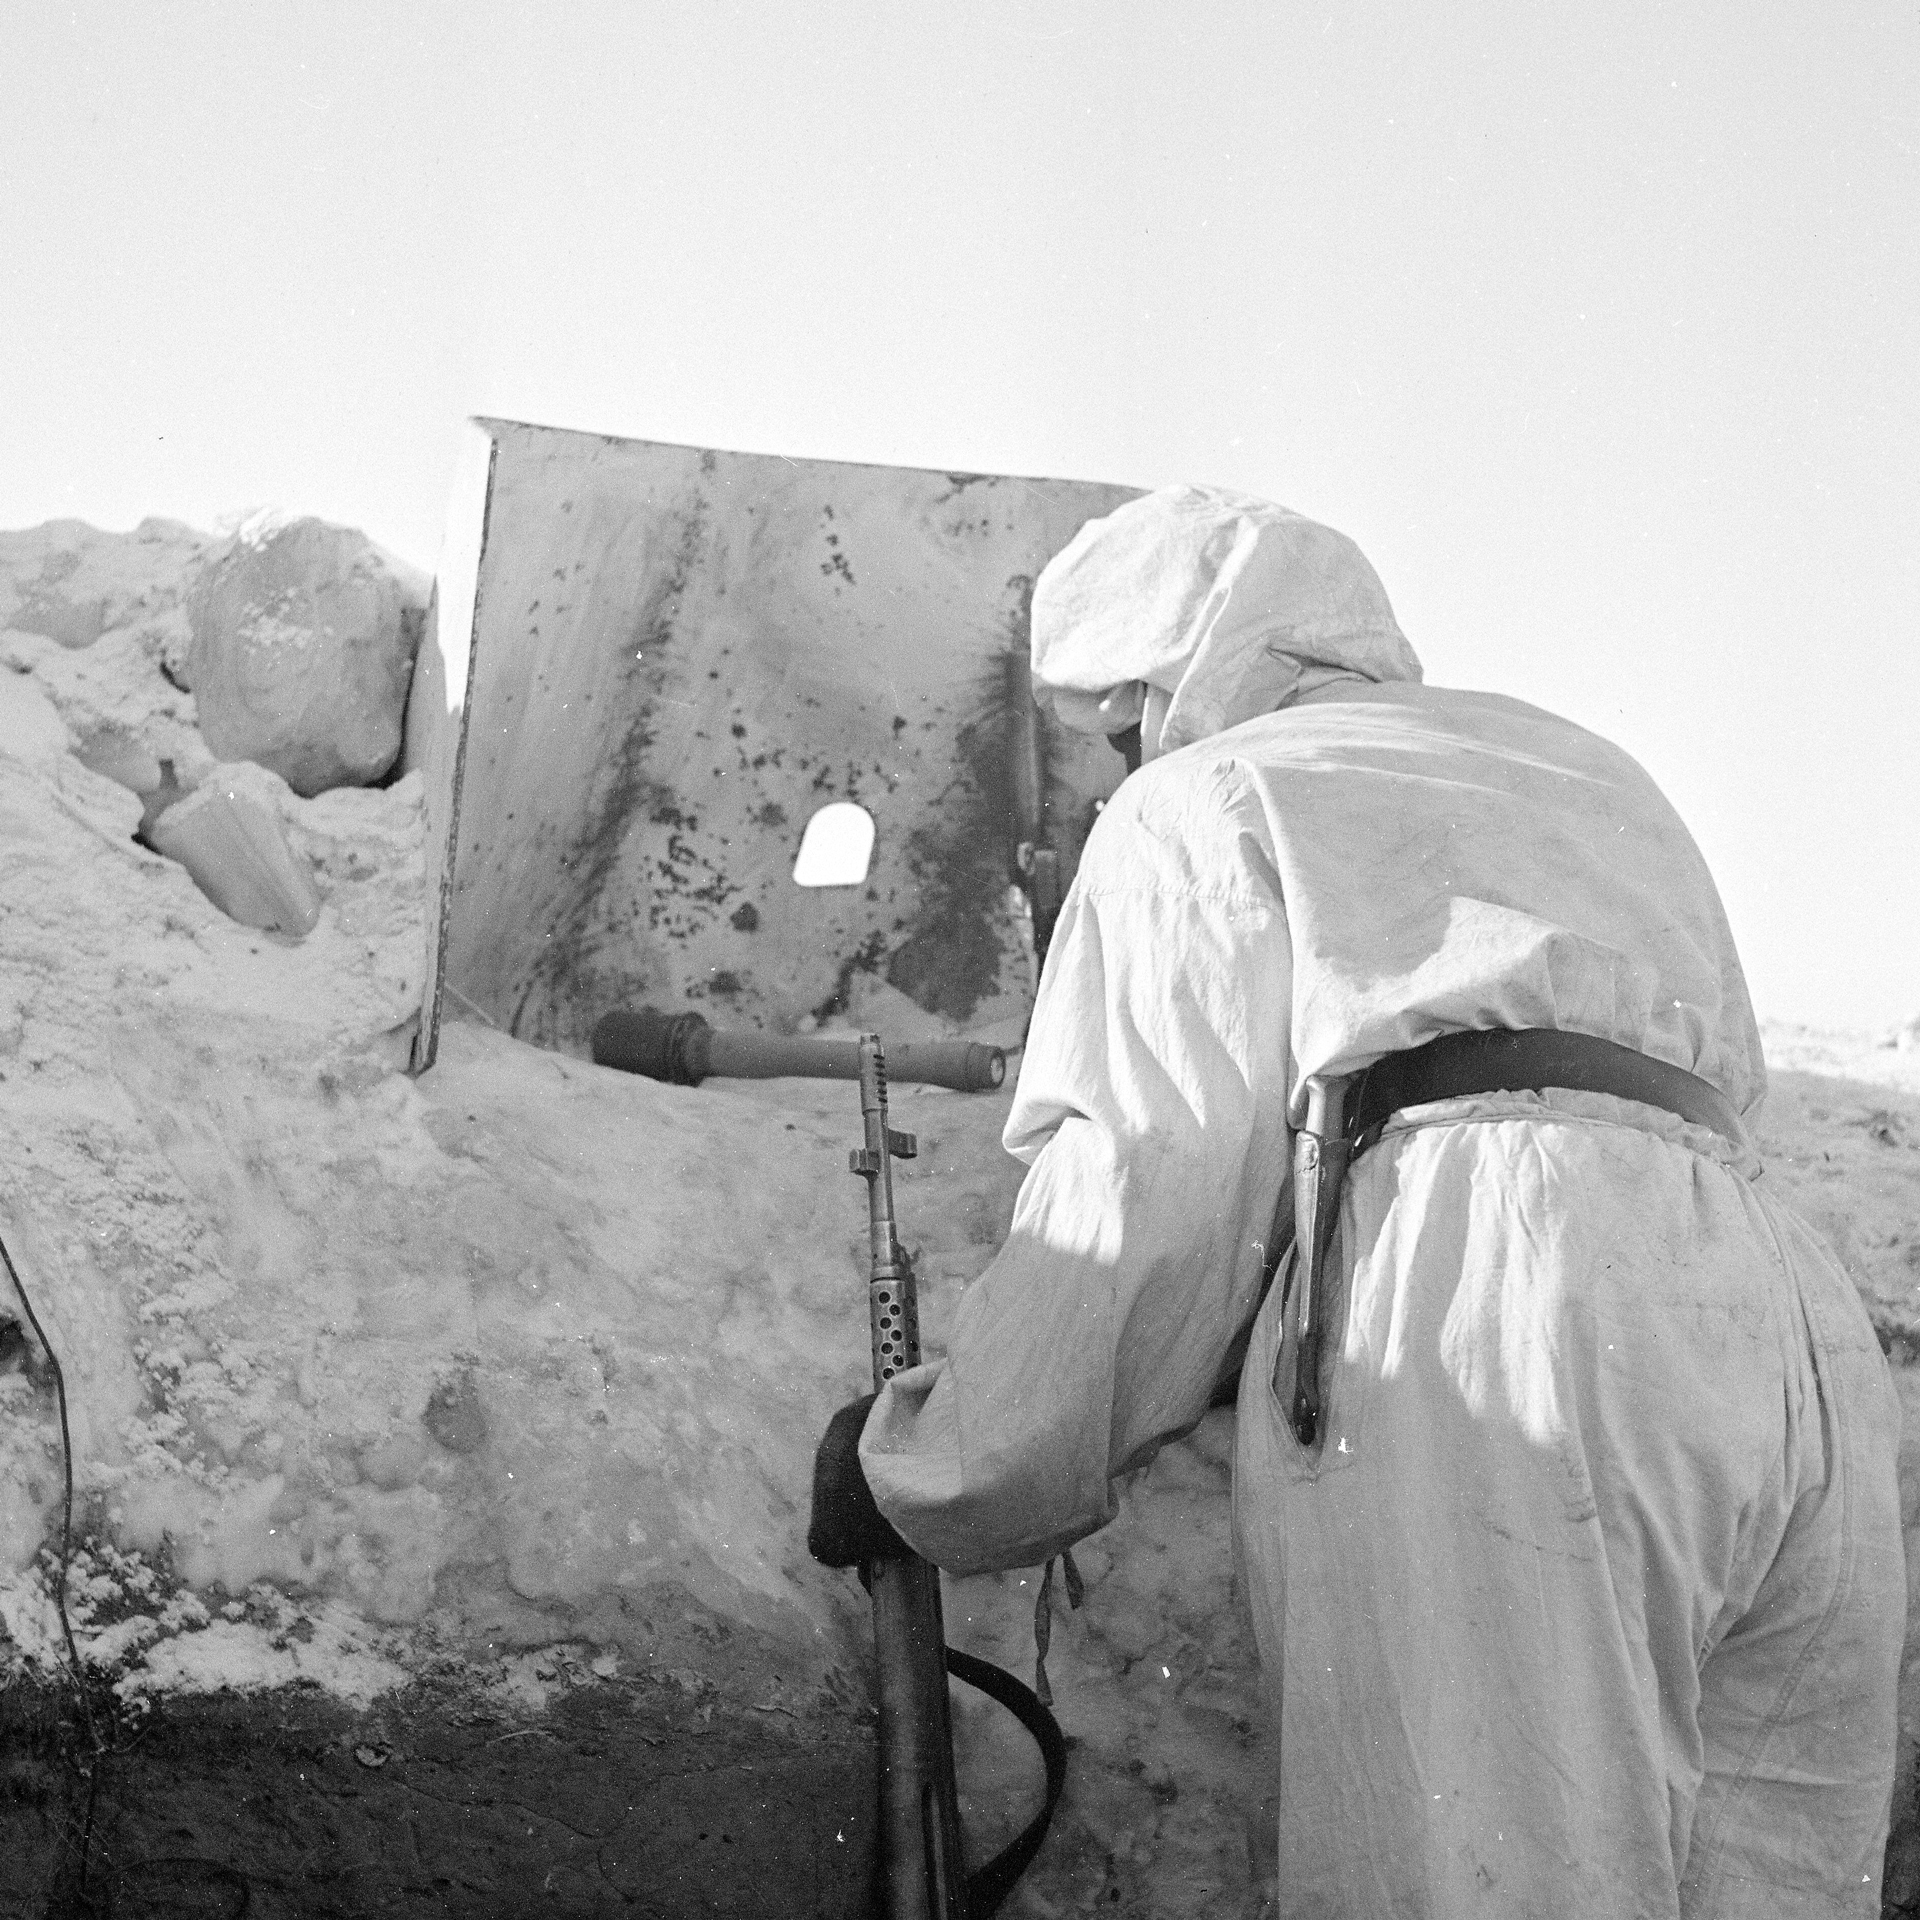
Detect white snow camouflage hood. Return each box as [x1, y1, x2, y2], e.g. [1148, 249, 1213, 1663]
[1031, 483, 1423, 760]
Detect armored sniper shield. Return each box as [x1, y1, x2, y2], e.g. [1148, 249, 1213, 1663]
[404, 420, 1138, 1070]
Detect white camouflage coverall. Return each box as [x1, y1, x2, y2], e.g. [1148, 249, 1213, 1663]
[862, 486, 1905, 1917]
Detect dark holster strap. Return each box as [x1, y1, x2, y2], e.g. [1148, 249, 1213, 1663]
[947, 1646, 1068, 1916]
[1346, 1027, 1748, 1157]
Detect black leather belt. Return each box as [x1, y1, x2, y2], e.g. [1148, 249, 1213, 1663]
[1347, 1026, 1747, 1153]
[1285, 1026, 1748, 1446]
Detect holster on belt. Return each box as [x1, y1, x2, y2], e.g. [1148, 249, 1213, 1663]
[1287, 1076, 1351, 1447]
[1281, 1026, 1748, 1449]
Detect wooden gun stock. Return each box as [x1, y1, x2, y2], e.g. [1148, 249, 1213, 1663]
[850, 1035, 968, 1920]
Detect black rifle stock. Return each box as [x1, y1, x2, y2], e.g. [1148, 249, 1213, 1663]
[850, 1034, 969, 1920]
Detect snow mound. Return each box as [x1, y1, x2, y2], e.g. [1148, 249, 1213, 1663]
[1, 520, 216, 804]
[182, 518, 428, 795]
[0, 518, 209, 655]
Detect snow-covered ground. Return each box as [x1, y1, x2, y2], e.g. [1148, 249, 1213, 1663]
[2, 520, 1916, 1915]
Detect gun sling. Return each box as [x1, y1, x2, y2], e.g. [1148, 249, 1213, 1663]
[1286, 1027, 1749, 1445]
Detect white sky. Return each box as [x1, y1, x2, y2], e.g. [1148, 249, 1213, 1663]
[5, 1, 1915, 1029]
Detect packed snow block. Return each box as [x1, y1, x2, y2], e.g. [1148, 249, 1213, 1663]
[145, 762, 324, 937]
[186, 516, 429, 796]
[404, 419, 1140, 1069]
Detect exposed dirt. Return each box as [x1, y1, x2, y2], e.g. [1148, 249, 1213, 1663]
[1, 1674, 876, 1919]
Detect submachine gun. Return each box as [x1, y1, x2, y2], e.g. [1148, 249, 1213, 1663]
[848, 1035, 1066, 1920]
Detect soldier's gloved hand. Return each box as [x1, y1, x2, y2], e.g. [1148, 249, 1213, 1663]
[807, 1394, 911, 1571]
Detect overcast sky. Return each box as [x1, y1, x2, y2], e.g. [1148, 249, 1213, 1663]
[5, 1, 1915, 1030]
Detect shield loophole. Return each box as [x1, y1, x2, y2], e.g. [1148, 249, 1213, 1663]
[792, 801, 876, 888]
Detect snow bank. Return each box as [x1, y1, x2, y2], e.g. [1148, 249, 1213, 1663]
[0, 679, 845, 1699]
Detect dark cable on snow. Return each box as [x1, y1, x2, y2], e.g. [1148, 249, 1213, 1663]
[0, 1223, 93, 1745]
[1, 1218, 113, 1918]
[3, 1224, 255, 1916]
